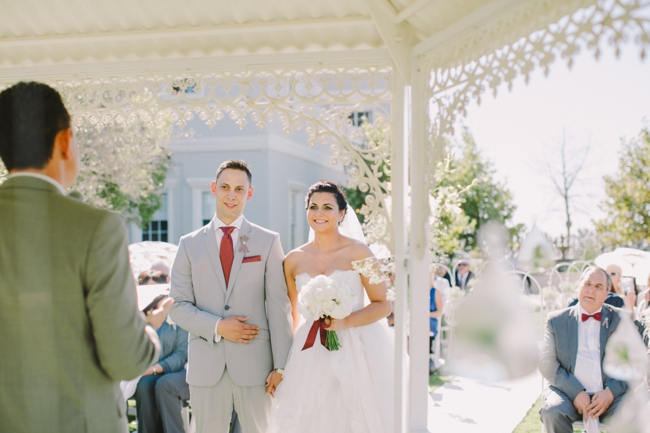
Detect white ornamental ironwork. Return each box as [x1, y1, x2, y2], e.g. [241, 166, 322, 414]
[55, 67, 394, 244]
[422, 0, 650, 194]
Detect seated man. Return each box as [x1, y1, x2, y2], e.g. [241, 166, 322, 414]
[136, 294, 190, 433]
[539, 266, 628, 433]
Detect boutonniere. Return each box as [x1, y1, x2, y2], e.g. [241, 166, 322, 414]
[603, 317, 610, 329]
[239, 235, 250, 254]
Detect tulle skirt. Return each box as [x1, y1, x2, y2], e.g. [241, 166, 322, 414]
[267, 319, 395, 433]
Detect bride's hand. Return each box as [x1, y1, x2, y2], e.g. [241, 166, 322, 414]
[265, 370, 283, 397]
[326, 317, 348, 331]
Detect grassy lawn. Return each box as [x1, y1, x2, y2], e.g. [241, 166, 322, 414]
[512, 395, 542, 433]
[429, 370, 452, 393]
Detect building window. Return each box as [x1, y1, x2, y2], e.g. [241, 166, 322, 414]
[202, 191, 214, 226]
[348, 111, 373, 127]
[142, 193, 168, 242]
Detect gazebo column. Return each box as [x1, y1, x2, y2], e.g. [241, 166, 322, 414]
[408, 61, 432, 433]
[391, 73, 409, 433]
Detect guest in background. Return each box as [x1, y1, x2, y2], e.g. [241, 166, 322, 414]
[454, 258, 473, 291]
[606, 264, 636, 311]
[135, 294, 190, 433]
[429, 268, 445, 352]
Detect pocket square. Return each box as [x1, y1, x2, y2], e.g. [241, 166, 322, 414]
[242, 255, 261, 263]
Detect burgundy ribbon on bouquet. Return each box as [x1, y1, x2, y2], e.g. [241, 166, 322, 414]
[301, 317, 329, 351]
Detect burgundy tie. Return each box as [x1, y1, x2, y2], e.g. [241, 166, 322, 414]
[581, 312, 602, 322]
[220, 226, 235, 286]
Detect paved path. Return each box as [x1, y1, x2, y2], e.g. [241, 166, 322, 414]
[427, 371, 542, 433]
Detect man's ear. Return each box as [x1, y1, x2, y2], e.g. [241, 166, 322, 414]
[55, 128, 73, 160]
[247, 185, 254, 200]
[210, 180, 217, 195]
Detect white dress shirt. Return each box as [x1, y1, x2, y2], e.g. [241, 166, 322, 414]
[7, 172, 67, 194]
[574, 305, 603, 394]
[212, 214, 244, 342]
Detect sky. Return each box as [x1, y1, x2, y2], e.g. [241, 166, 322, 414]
[463, 42, 650, 239]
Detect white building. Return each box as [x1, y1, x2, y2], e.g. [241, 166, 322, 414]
[129, 117, 348, 252]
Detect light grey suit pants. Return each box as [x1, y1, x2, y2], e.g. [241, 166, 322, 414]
[540, 386, 623, 433]
[190, 370, 268, 433]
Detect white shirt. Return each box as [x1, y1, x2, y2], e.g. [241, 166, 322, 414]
[211, 213, 244, 342]
[574, 305, 603, 393]
[213, 213, 243, 249]
[7, 172, 67, 195]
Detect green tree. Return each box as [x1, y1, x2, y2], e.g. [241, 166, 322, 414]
[596, 127, 650, 247]
[0, 116, 171, 227]
[343, 118, 473, 259]
[430, 156, 474, 259]
[74, 115, 171, 226]
[440, 127, 522, 251]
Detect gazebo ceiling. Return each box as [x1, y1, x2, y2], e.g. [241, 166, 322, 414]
[0, 0, 592, 83]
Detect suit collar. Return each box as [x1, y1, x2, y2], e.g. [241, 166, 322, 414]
[204, 219, 226, 290]
[599, 305, 618, 360]
[568, 305, 580, 365]
[3, 173, 66, 195]
[203, 216, 253, 297]
[224, 218, 252, 301]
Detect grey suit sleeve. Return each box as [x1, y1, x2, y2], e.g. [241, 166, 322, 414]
[84, 212, 160, 380]
[265, 234, 293, 369]
[169, 238, 222, 341]
[159, 325, 188, 373]
[539, 317, 584, 401]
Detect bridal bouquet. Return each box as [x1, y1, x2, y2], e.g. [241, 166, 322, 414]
[298, 274, 354, 351]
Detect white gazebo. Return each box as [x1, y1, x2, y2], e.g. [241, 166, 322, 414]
[2, 1, 648, 431]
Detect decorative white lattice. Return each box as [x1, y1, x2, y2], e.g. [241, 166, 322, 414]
[422, 0, 650, 193]
[55, 67, 394, 244]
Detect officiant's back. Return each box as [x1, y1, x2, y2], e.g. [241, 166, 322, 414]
[0, 81, 160, 433]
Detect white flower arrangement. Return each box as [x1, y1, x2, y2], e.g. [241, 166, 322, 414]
[298, 275, 354, 322]
[298, 274, 355, 351]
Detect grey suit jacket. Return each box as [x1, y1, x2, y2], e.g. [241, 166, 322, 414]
[539, 304, 627, 401]
[0, 176, 160, 433]
[169, 217, 292, 387]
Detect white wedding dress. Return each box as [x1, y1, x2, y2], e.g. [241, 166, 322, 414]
[267, 269, 394, 433]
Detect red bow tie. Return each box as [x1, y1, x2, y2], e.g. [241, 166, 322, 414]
[581, 312, 602, 322]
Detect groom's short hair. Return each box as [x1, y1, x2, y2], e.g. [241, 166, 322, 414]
[216, 159, 252, 184]
[0, 81, 71, 171]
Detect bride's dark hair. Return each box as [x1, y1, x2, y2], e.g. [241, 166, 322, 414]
[306, 181, 347, 216]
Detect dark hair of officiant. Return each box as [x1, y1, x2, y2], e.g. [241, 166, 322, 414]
[306, 181, 347, 214]
[0, 81, 71, 170]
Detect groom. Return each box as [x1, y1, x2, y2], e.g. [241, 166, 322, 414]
[169, 159, 292, 433]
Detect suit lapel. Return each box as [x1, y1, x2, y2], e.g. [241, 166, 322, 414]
[599, 306, 616, 361]
[224, 218, 251, 302]
[568, 306, 580, 370]
[203, 219, 227, 292]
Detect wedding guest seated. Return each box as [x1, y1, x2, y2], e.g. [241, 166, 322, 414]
[540, 266, 629, 433]
[135, 293, 190, 433]
[138, 269, 170, 285]
[567, 264, 625, 309]
[429, 268, 445, 352]
[606, 264, 637, 311]
[454, 258, 473, 291]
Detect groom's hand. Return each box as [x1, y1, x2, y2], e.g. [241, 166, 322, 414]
[217, 316, 259, 343]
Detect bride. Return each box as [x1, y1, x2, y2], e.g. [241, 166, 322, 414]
[266, 181, 394, 433]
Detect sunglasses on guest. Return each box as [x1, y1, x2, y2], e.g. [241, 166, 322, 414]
[138, 270, 169, 285]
